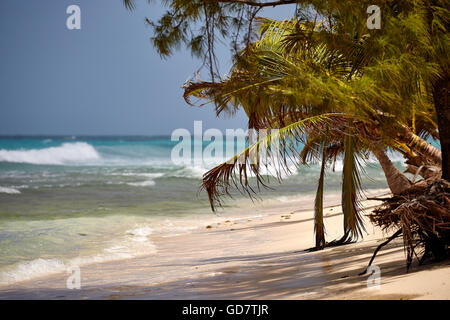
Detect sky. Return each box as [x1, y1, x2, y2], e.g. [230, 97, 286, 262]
[0, 0, 295, 136]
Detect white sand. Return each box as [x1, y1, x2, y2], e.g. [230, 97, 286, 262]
[0, 189, 449, 300]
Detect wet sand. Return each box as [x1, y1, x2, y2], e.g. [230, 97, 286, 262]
[1, 189, 449, 300]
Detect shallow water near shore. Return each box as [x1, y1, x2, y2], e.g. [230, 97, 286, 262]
[0, 136, 396, 285]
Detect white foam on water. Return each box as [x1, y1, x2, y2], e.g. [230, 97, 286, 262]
[0, 225, 157, 286]
[0, 186, 21, 194]
[139, 173, 165, 178]
[126, 173, 166, 186]
[111, 172, 165, 178]
[109, 172, 164, 187]
[127, 180, 155, 187]
[275, 196, 299, 203]
[0, 142, 100, 165]
[0, 258, 67, 285]
[171, 165, 207, 179]
[157, 220, 201, 237]
[125, 226, 153, 242]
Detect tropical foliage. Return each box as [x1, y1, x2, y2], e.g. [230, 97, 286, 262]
[125, 1, 449, 257]
[183, 15, 444, 248]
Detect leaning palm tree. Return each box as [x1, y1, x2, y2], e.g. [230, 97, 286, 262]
[185, 19, 370, 247]
[185, 21, 345, 247]
[186, 17, 441, 183]
[123, 0, 448, 266]
[184, 17, 442, 249]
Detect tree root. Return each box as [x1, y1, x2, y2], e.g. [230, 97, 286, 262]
[358, 229, 402, 275]
[367, 179, 450, 270]
[304, 231, 355, 252]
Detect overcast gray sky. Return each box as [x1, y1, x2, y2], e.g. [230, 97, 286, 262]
[0, 0, 295, 135]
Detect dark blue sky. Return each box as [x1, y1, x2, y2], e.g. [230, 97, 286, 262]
[0, 0, 294, 135]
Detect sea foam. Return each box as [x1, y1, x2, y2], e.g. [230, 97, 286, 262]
[0, 142, 100, 165]
[0, 258, 67, 285]
[0, 225, 157, 286]
[0, 186, 21, 194]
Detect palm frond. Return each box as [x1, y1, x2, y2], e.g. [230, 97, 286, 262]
[123, 0, 135, 10]
[341, 128, 366, 240]
[202, 113, 349, 211]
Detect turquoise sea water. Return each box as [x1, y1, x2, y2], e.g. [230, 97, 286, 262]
[0, 136, 392, 284]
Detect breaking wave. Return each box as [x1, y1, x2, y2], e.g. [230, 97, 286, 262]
[0, 142, 100, 165]
[0, 186, 21, 194]
[0, 225, 156, 285]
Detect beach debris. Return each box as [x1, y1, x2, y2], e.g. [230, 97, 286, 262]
[362, 179, 450, 272]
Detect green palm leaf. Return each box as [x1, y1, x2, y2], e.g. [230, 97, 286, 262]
[202, 113, 350, 210]
[341, 128, 366, 240]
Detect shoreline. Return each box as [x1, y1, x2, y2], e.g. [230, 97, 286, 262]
[0, 189, 449, 300]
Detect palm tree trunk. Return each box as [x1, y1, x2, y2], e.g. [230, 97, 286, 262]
[372, 147, 412, 195]
[397, 126, 442, 167]
[426, 0, 449, 180]
[433, 75, 450, 180]
[404, 164, 441, 182]
[314, 147, 326, 249]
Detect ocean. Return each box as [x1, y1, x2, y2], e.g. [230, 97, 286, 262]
[0, 136, 393, 285]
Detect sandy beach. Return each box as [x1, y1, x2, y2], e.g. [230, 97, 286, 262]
[1, 189, 448, 300]
[1, 0, 449, 305]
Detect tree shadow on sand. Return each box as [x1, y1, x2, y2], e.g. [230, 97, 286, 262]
[1, 237, 448, 300]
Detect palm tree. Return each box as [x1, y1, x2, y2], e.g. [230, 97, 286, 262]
[123, 0, 449, 263]
[124, 0, 448, 182]
[184, 17, 443, 248]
